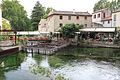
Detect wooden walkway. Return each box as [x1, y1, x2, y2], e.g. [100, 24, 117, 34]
[23, 42, 70, 55]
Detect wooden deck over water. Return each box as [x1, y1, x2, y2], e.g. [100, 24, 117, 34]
[23, 42, 70, 55]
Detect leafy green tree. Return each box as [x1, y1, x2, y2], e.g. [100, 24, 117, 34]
[93, 0, 111, 12]
[31, 1, 45, 31]
[2, 0, 31, 31]
[93, 0, 120, 12]
[43, 7, 55, 19]
[116, 0, 120, 10]
[59, 24, 82, 38]
[2, 18, 12, 30]
[110, 0, 117, 11]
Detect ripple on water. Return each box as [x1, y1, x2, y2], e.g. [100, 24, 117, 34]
[53, 59, 120, 80]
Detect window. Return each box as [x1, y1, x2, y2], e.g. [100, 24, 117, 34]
[76, 16, 79, 19]
[60, 15, 63, 19]
[108, 20, 110, 24]
[114, 14, 116, 21]
[68, 16, 71, 20]
[94, 15, 96, 18]
[114, 14, 116, 27]
[85, 24, 87, 27]
[85, 16, 87, 20]
[98, 14, 100, 18]
[59, 23, 63, 27]
[103, 13, 105, 18]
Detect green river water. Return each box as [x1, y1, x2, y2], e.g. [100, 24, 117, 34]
[0, 46, 120, 80]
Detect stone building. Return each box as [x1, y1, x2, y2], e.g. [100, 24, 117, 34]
[112, 9, 120, 28]
[92, 9, 112, 27]
[38, 10, 92, 32]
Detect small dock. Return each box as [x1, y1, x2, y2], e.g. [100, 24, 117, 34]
[23, 42, 70, 55]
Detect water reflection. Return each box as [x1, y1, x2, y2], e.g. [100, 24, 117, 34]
[0, 52, 26, 80]
[0, 47, 120, 80]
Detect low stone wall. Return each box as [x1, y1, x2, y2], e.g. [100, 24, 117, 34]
[0, 47, 19, 56]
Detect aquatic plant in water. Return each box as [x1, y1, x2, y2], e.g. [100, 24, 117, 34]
[30, 65, 68, 80]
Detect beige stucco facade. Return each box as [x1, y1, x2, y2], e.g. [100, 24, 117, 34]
[92, 9, 112, 27]
[112, 11, 120, 27]
[38, 11, 92, 32]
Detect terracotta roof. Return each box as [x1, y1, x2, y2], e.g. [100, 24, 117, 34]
[48, 10, 92, 17]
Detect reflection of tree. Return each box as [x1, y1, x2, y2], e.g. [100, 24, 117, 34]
[48, 56, 65, 68]
[0, 68, 5, 80]
[30, 65, 67, 80]
[3, 52, 26, 71]
[0, 52, 26, 79]
[32, 54, 42, 64]
[56, 46, 120, 60]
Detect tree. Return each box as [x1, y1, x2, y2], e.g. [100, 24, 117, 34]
[43, 7, 55, 19]
[2, 0, 31, 31]
[93, 0, 120, 12]
[59, 24, 82, 38]
[110, 0, 117, 11]
[2, 18, 12, 30]
[93, 0, 111, 12]
[116, 0, 120, 10]
[31, 1, 45, 31]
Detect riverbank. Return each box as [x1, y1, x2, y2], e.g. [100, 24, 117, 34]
[0, 40, 22, 56]
[0, 46, 22, 56]
[77, 41, 120, 49]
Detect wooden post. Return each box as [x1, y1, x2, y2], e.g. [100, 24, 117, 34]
[18, 35, 19, 44]
[38, 49, 39, 54]
[31, 48, 33, 53]
[14, 31, 17, 45]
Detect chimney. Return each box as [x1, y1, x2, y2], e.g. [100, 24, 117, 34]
[73, 9, 76, 14]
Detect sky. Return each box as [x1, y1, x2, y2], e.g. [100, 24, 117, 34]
[18, 0, 113, 17]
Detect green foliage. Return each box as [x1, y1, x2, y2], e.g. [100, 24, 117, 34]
[78, 24, 84, 29]
[43, 7, 55, 19]
[30, 65, 67, 80]
[93, 0, 120, 12]
[30, 65, 51, 76]
[2, 0, 31, 31]
[93, 0, 111, 12]
[31, 1, 45, 31]
[59, 24, 80, 38]
[31, 1, 55, 30]
[55, 74, 67, 80]
[48, 56, 65, 68]
[0, 35, 5, 41]
[2, 18, 12, 30]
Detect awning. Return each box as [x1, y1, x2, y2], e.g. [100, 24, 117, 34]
[17, 31, 50, 35]
[80, 27, 115, 32]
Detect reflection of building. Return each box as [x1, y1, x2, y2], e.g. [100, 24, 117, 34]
[112, 9, 120, 28]
[92, 9, 112, 27]
[38, 10, 92, 32]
